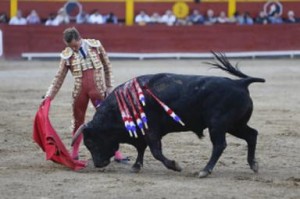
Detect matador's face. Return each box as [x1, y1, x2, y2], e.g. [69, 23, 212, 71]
[67, 39, 81, 52]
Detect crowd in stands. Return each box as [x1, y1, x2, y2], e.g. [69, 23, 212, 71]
[135, 9, 300, 26]
[0, 7, 299, 26]
[0, 8, 119, 25]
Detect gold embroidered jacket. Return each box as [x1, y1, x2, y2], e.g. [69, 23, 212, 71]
[45, 39, 113, 99]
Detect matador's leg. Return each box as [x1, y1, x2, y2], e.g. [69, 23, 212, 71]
[71, 87, 89, 160]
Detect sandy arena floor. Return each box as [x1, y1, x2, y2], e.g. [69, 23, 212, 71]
[0, 58, 299, 199]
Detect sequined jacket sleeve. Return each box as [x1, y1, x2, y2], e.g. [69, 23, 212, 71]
[99, 44, 114, 88]
[45, 59, 69, 100]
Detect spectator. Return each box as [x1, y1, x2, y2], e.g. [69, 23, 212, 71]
[269, 12, 283, 24]
[54, 7, 70, 25]
[149, 12, 162, 24]
[204, 9, 217, 25]
[161, 10, 176, 26]
[175, 18, 188, 26]
[76, 11, 89, 24]
[186, 9, 204, 25]
[0, 12, 9, 23]
[285, 10, 299, 23]
[255, 11, 269, 24]
[268, 4, 281, 17]
[88, 9, 104, 24]
[105, 12, 118, 24]
[241, 12, 254, 25]
[45, 13, 59, 26]
[135, 10, 150, 25]
[217, 11, 229, 24]
[26, 10, 41, 24]
[228, 11, 243, 24]
[9, 10, 27, 25]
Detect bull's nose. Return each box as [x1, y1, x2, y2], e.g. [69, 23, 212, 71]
[94, 159, 110, 168]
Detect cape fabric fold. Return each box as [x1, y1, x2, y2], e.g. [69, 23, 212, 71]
[33, 98, 87, 170]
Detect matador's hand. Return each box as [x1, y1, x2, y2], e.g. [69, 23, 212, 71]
[40, 96, 51, 106]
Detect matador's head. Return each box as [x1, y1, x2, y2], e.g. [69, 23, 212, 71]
[63, 27, 82, 52]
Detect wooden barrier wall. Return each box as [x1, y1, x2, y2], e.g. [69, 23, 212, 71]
[1, 24, 300, 59]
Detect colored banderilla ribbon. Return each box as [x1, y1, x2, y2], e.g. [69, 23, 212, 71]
[115, 78, 185, 138]
[115, 91, 133, 137]
[120, 89, 138, 138]
[132, 81, 148, 129]
[134, 78, 146, 106]
[145, 88, 185, 126]
[126, 88, 145, 135]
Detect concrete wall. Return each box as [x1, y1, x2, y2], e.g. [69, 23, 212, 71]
[1, 24, 300, 59]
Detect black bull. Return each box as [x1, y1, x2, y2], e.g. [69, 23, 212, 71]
[72, 53, 265, 178]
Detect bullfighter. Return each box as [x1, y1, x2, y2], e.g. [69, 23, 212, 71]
[43, 27, 127, 161]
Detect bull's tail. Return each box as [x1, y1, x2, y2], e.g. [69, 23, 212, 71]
[206, 51, 265, 85]
[242, 77, 265, 85]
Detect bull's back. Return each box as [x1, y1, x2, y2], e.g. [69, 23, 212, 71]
[138, 73, 246, 109]
[102, 73, 251, 134]
[135, 73, 251, 132]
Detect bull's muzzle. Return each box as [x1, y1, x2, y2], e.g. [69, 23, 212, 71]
[94, 159, 110, 168]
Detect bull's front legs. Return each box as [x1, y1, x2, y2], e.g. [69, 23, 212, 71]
[199, 129, 227, 178]
[147, 138, 182, 172]
[131, 144, 147, 173]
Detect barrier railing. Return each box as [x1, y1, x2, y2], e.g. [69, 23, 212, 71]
[21, 51, 300, 60]
[0, 29, 3, 57]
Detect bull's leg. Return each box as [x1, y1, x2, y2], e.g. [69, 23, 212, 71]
[228, 125, 258, 173]
[199, 128, 227, 178]
[147, 138, 182, 172]
[131, 144, 147, 173]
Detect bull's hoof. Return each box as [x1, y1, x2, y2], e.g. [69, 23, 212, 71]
[131, 167, 141, 173]
[198, 170, 211, 178]
[167, 160, 182, 172]
[174, 161, 182, 172]
[131, 164, 142, 173]
[250, 161, 259, 173]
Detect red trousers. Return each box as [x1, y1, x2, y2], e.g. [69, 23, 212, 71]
[71, 69, 104, 158]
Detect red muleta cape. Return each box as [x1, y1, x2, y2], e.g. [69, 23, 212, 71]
[33, 98, 87, 170]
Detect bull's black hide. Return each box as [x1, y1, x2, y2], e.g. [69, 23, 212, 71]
[73, 53, 265, 178]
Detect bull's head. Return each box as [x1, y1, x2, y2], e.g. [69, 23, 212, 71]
[72, 124, 119, 168]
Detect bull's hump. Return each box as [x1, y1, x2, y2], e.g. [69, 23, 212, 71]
[146, 73, 192, 92]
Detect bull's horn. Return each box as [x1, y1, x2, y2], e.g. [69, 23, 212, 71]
[71, 124, 86, 146]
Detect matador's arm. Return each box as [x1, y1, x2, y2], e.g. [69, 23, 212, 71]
[45, 59, 69, 100]
[98, 44, 114, 89]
